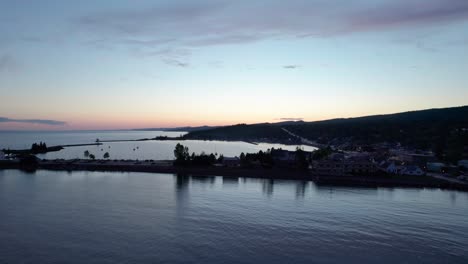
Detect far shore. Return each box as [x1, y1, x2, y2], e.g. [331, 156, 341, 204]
[2, 137, 318, 157]
[100, 137, 318, 147]
[1, 159, 467, 192]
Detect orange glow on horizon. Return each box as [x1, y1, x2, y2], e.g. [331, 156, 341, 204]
[1, 103, 465, 131]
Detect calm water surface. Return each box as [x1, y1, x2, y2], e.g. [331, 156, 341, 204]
[1, 169, 467, 263]
[0, 131, 316, 160]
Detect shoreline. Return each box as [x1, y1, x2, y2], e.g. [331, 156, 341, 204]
[1, 159, 467, 191]
[2, 138, 318, 156]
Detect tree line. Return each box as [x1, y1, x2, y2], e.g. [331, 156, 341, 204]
[173, 143, 223, 166]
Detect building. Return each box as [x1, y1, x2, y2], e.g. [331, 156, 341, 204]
[344, 155, 378, 174]
[427, 162, 446, 172]
[0, 150, 5, 160]
[222, 157, 240, 167]
[271, 149, 296, 162]
[406, 154, 437, 168]
[311, 152, 344, 176]
[400, 165, 425, 176]
[312, 159, 345, 176]
[458, 160, 468, 170]
[379, 160, 404, 174]
[271, 149, 312, 167]
[312, 153, 377, 176]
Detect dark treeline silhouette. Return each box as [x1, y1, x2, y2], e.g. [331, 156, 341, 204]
[154, 136, 169, 140]
[239, 150, 274, 168]
[31, 142, 48, 154]
[173, 143, 310, 169]
[311, 147, 333, 160]
[294, 147, 309, 169]
[173, 143, 222, 166]
[240, 147, 309, 169]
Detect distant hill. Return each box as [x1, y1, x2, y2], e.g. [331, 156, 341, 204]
[133, 126, 217, 132]
[184, 123, 297, 143]
[184, 106, 468, 161]
[285, 106, 468, 147]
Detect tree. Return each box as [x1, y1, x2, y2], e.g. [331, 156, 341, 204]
[103, 152, 110, 159]
[295, 147, 309, 169]
[240, 152, 247, 166]
[31, 142, 48, 153]
[84, 150, 90, 158]
[209, 153, 216, 164]
[174, 143, 190, 166]
[311, 147, 332, 160]
[89, 154, 95, 160]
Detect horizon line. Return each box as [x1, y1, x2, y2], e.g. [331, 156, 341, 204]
[1, 104, 466, 132]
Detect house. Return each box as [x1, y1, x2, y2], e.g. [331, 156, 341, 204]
[271, 149, 311, 167]
[222, 157, 240, 167]
[329, 153, 345, 161]
[407, 153, 437, 168]
[400, 165, 425, 176]
[458, 160, 468, 170]
[271, 149, 296, 162]
[379, 160, 425, 176]
[312, 159, 345, 176]
[427, 162, 445, 172]
[457, 175, 468, 181]
[312, 153, 377, 176]
[344, 155, 378, 174]
[379, 161, 401, 174]
[311, 152, 345, 176]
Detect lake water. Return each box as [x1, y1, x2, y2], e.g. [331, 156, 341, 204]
[1, 169, 467, 263]
[0, 130, 317, 160]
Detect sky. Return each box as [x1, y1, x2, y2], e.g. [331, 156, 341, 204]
[0, 0, 467, 130]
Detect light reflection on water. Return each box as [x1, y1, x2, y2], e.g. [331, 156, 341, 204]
[1, 170, 467, 263]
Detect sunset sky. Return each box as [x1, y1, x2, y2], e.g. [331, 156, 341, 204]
[1, 0, 467, 130]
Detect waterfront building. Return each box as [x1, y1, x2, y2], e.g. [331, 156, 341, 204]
[400, 165, 425, 176]
[222, 157, 240, 167]
[271, 149, 312, 167]
[427, 162, 446, 172]
[379, 160, 403, 174]
[458, 160, 468, 170]
[312, 153, 377, 176]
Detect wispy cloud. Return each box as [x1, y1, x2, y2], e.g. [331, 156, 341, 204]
[283, 65, 301, 69]
[163, 59, 189, 67]
[77, 1, 468, 45]
[345, 0, 468, 33]
[0, 54, 19, 72]
[143, 48, 191, 67]
[72, 0, 468, 65]
[0, 117, 67, 126]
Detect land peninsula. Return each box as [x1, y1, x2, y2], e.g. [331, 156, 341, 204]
[1, 106, 467, 191]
